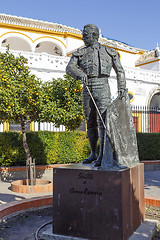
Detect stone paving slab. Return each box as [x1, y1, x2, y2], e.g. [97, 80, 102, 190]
[40, 219, 158, 240]
[128, 219, 159, 240]
[41, 227, 88, 240]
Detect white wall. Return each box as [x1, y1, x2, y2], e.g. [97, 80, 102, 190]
[109, 66, 160, 107]
[138, 60, 160, 71]
[119, 51, 141, 68]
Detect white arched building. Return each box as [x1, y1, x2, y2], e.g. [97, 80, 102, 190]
[0, 13, 159, 132]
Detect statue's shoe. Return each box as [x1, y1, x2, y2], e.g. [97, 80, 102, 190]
[82, 157, 97, 164]
[94, 159, 102, 167]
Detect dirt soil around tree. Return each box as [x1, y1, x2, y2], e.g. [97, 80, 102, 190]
[0, 207, 52, 240]
[0, 206, 160, 240]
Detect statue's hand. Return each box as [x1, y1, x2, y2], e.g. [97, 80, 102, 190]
[118, 89, 126, 99]
[79, 74, 88, 85]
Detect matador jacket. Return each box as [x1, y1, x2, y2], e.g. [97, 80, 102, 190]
[66, 42, 126, 91]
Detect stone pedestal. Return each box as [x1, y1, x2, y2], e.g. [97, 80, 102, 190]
[53, 163, 144, 240]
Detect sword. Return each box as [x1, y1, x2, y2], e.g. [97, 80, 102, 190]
[85, 84, 115, 153]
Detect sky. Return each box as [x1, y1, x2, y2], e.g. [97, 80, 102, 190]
[0, 0, 159, 51]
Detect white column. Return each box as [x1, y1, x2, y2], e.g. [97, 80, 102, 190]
[34, 122, 39, 131]
[0, 123, 4, 132]
[40, 122, 44, 131]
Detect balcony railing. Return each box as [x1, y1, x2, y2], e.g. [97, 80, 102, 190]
[132, 106, 160, 133]
[0, 47, 160, 84]
[0, 47, 70, 72]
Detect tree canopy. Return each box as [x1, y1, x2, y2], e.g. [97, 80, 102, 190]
[42, 74, 85, 130]
[0, 47, 45, 184]
[0, 47, 43, 125]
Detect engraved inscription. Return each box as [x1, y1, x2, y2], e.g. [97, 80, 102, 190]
[78, 172, 93, 180]
[70, 187, 102, 197]
[70, 188, 83, 194]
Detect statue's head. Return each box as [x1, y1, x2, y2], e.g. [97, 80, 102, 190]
[82, 24, 99, 47]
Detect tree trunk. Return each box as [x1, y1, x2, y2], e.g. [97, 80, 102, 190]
[21, 120, 36, 185]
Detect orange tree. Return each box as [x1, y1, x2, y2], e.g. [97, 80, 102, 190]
[0, 47, 44, 185]
[42, 74, 85, 131]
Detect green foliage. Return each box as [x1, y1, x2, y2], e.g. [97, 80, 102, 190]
[136, 133, 160, 160]
[42, 74, 85, 130]
[0, 132, 25, 166]
[0, 46, 44, 124]
[0, 132, 159, 167]
[0, 131, 90, 166]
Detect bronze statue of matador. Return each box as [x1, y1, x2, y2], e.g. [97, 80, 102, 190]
[66, 24, 126, 167]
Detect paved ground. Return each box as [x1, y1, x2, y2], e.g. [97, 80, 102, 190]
[0, 182, 52, 205]
[0, 171, 159, 205]
[144, 171, 160, 198]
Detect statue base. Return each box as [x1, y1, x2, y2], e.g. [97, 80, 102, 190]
[53, 163, 144, 240]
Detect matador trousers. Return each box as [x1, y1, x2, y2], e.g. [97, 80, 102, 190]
[82, 77, 111, 131]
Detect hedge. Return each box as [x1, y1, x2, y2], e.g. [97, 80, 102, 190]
[0, 132, 159, 167]
[136, 133, 160, 160]
[0, 131, 90, 166]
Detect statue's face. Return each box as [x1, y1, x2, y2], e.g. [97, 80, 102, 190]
[82, 28, 98, 47]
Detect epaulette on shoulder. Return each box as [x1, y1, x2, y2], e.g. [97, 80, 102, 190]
[105, 47, 118, 57]
[72, 47, 86, 57]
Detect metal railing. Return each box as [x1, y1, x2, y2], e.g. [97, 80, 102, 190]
[131, 106, 160, 133]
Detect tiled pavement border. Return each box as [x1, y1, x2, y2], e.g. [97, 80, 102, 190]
[0, 164, 68, 172]
[145, 196, 160, 208]
[0, 196, 160, 220]
[0, 161, 159, 173]
[0, 195, 52, 219]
